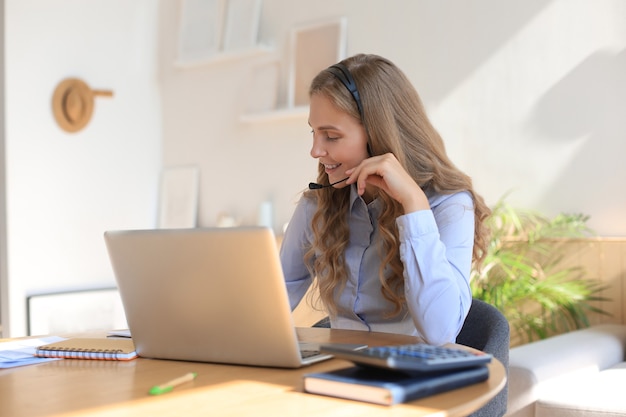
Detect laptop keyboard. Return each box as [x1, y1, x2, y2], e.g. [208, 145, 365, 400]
[301, 349, 321, 359]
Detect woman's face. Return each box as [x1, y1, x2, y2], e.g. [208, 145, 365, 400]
[308, 93, 369, 189]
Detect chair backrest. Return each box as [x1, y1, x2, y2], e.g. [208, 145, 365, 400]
[456, 298, 510, 417]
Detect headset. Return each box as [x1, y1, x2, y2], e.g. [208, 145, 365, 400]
[327, 63, 364, 120]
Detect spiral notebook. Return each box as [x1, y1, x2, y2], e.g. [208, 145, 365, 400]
[34, 338, 137, 361]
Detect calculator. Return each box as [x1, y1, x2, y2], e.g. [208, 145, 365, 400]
[320, 343, 492, 372]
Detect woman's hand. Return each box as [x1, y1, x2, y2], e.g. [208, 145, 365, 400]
[345, 153, 430, 213]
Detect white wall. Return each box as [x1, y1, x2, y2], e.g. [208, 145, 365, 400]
[160, 0, 626, 237]
[2, 0, 162, 336]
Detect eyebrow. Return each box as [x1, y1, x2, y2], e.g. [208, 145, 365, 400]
[308, 122, 342, 131]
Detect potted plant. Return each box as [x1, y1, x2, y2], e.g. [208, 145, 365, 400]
[471, 196, 609, 346]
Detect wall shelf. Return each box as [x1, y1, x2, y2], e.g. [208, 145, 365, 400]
[174, 46, 273, 69]
[239, 106, 308, 123]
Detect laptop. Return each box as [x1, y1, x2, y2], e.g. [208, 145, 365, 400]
[104, 226, 335, 368]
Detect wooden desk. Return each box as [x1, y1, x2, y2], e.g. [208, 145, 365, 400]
[0, 328, 506, 417]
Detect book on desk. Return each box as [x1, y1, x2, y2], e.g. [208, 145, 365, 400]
[303, 365, 489, 405]
[34, 338, 138, 361]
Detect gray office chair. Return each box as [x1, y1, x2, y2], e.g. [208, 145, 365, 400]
[312, 298, 510, 416]
[456, 298, 510, 417]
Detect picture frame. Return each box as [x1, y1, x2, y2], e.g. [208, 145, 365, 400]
[222, 0, 263, 52]
[287, 17, 348, 108]
[177, 0, 226, 62]
[158, 166, 200, 229]
[245, 59, 280, 113]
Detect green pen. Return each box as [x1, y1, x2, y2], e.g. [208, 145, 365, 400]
[149, 372, 198, 395]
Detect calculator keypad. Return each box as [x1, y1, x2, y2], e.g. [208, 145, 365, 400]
[321, 343, 492, 372]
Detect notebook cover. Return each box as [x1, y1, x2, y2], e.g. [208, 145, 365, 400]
[304, 365, 489, 405]
[35, 338, 137, 361]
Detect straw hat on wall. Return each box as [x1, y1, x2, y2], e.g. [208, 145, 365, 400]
[52, 78, 113, 133]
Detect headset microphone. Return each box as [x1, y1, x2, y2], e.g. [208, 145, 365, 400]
[308, 177, 349, 190]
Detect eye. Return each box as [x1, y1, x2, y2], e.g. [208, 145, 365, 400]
[310, 128, 339, 141]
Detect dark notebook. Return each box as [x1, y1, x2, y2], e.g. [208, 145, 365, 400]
[303, 365, 489, 405]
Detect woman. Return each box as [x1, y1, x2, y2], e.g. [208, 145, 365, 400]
[280, 54, 490, 345]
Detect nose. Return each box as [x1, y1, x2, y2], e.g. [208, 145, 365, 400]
[310, 135, 327, 159]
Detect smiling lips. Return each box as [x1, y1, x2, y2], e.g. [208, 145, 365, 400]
[324, 163, 341, 172]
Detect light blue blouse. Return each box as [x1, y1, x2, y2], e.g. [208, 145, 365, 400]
[279, 185, 475, 345]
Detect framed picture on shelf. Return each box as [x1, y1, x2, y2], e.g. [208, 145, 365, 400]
[245, 59, 280, 114]
[287, 17, 348, 108]
[177, 0, 226, 62]
[158, 166, 200, 229]
[222, 0, 263, 52]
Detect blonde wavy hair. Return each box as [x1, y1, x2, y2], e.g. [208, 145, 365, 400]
[303, 54, 490, 318]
